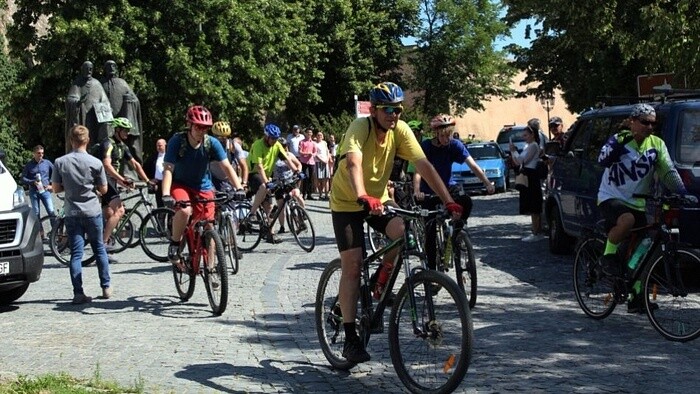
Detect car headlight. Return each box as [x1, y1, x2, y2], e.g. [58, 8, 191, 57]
[484, 168, 501, 177]
[13, 186, 27, 208]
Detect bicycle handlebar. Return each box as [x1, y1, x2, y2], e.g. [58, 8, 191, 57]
[175, 191, 246, 208]
[632, 193, 699, 207]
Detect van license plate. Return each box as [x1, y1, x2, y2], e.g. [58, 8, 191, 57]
[0, 262, 8, 275]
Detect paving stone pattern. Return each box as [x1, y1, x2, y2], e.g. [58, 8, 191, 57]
[1, 191, 698, 393]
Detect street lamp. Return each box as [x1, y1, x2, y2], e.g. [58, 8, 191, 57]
[538, 93, 555, 138]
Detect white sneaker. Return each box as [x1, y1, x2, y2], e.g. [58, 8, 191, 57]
[522, 234, 545, 242]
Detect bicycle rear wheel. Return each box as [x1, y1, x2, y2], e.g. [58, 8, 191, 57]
[367, 223, 389, 253]
[235, 203, 263, 252]
[454, 230, 478, 309]
[644, 248, 700, 342]
[139, 208, 174, 262]
[315, 258, 357, 371]
[201, 229, 229, 315]
[220, 214, 240, 274]
[125, 208, 144, 248]
[389, 269, 472, 394]
[173, 237, 196, 301]
[573, 237, 616, 319]
[289, 205, 315, 252]
[111, 215, 135, 253]
[40, 215, 55, 256]
[49, 217, 96, 267]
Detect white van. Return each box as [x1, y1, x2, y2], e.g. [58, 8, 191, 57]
[0, 154, 44, 305]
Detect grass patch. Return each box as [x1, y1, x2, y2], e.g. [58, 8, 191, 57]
[0, 369, 145, 394]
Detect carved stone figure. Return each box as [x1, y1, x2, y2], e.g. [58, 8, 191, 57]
[65, 61, 113, 152]
[100, 60, 144, 162]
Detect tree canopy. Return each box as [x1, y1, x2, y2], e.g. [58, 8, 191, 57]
[408, 0, 515, 116]
[502, 0, 700, 113]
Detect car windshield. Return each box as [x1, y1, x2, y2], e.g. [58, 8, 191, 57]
[468, 145, 502, 160]
[678, 109, 700, 165]
[497, 128, 526, 143]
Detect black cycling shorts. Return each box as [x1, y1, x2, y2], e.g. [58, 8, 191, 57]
[599, 199, 647, 233]
[332, 201, 398, 252]
[100, 183, 121, 207]
[248, 173, 283, 200]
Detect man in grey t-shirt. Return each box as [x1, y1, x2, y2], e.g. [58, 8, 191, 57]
[52, 125, 112, 304]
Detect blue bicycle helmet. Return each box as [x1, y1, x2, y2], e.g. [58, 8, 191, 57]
[264, 123, 281, 138]
[369, 82, 404, 105]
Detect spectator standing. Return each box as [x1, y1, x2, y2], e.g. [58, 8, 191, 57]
[299, 127, 317, 200]
[548, 116, 566, 146]
[51, 125, 112, 304]
[286, 125, 304, 161]
[314, 130, 330, 200]
[144, 138, 167, 208]
[21, 145, 57, 227]
[510, 119, 544, 242]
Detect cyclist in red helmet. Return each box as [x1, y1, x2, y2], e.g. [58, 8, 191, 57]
[161, 105, 245, 271]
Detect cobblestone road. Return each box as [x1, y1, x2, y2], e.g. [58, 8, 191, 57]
[1, 191, 698, 393]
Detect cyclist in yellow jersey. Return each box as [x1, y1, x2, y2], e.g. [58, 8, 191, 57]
[330, 82, 463, 363]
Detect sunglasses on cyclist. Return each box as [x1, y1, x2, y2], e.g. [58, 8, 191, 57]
[375, 105, 403, 115]
[637, 118, 656, 127]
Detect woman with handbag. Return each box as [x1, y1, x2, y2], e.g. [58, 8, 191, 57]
[510, 119, 545, 242]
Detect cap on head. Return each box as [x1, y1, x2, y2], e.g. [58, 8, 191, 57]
[527, 118, 541, 131]
[548, 116, 563, 125]
[631, 103, 656, 118]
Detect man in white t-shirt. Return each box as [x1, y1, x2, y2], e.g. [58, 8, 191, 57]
[286, 125, 304, 160]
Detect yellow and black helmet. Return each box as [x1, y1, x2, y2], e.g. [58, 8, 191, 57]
[212, 121, 232, 137]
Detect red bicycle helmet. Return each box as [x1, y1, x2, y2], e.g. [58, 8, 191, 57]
[186, 105, 213, 126]
[430, 114, 456, 129]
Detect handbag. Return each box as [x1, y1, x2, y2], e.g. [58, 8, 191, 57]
[515, 171, 528, 191]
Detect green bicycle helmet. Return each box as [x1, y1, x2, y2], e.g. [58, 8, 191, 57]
[407, 120, 423, 131]
[110, 117, 133, 129]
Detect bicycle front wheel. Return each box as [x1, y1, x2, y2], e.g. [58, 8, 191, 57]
[202, 229, 229, 316]
[644, 248, 700, 342]
[139, 208, 174, 262]
[573, 237, 616, 319]
[173, 237, 196, 301]
[234, 203, 263, 252]
[49, 218, 96, 267]
[289, 205, 315, 252]
[220, 214, 240, 274]
[315, 258, 357, 371]
[454, 230, 477, 309]
[389, 269, 472, 394]
[367, 223, 389, 253]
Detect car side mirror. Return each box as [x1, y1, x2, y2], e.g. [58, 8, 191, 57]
[544, 141, 561, 156]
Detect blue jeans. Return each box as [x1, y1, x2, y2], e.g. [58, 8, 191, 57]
[65, 215, 111, 295]
[29, 189, 56, 219]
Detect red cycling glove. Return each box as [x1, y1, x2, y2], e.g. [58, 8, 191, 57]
[358, 195, 384, 211]
[446, 202, 463, 218]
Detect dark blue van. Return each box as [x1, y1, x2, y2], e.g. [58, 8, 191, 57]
[545, 95, 700, 255]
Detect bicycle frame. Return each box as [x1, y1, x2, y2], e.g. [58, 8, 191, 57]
[360, 206, 441, 339]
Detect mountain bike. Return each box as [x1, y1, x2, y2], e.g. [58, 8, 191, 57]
[214, 190, 245, 274]
[573, 193, 700, 342]
[315, 204, 472, 393]
[237, 172, 315, 252]
[429, 206, 478, 309]
[171, 194, 229, 316]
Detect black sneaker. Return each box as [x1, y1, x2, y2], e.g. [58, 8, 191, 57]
[342, 336, 371, 363]
[627, 297, 659, 314]
[168, 243, 180, 264]
[599, 254, 622, 277]
[266, 233, 282, 244]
